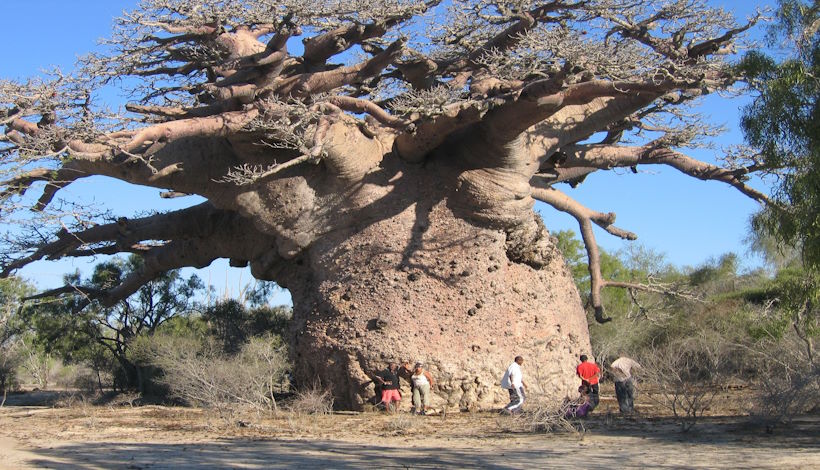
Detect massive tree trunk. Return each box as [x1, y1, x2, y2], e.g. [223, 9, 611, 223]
[271, 156, 590, 410]
[2, 0, 767, 411]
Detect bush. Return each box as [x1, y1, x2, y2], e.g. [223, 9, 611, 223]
[287, 382, 334, 415]
[0, 343, 22, 400]
[515, 399, 579, 434]
[133, 333, 290, 415]
[639, 335, 731, 431]
[746, 332, 820, 430]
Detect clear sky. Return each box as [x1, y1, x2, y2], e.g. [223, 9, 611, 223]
[0, 0, 772, 303]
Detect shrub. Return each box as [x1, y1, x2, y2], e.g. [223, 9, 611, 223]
[134, 333, 290, 415]
[639, 335, 730, 431]
[746, 332, 820, 430]
[287, 382, 334, 415]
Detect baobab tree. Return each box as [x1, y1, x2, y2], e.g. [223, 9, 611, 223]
[1, 0, 771, 409]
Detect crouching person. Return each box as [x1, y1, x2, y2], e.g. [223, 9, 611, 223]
[565, 385, 593, 418]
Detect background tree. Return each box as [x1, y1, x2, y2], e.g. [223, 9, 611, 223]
[0, 277, 34, 399]
[740, 0, 819, 267]
[738, 0, 819, 423]
[23, 256, 203, 391]
[203, 299, 292, 354]
[1, 0, 774, 409]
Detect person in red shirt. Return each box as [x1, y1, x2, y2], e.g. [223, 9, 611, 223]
[576, 355, 600, 407]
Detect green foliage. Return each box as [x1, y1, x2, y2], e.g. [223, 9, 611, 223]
[687, 253, 739, 294]
[554, 230, 676, 325]
[202, 299, 292, 354]
[0, 277, 35, 393]
[740, 0, 820, 267]
[553, 230, 586, 279]
[23, 255, 204, 391]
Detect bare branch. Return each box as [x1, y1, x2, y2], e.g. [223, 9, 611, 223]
[275, 38, 406, 97]
[532, 186, 634, 324]
[560, 143, 772, 204]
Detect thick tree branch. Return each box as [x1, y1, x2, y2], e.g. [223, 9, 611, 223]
[687, 18, 760, 59]
[123, 109, 259, 153]
[602, 280, 702, 303]
[486, 80, 682, 142]
[532, 186, 637, 323]
[1, 203, 225, 277]
[561, 143, 771, 204]
[394, 101, 488, 163]
[275, 39, 405, 97]
[326, 96, 411, 129]
[531, 186, 637, 240]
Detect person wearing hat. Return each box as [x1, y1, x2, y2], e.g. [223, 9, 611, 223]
[410, 362, 435, 415]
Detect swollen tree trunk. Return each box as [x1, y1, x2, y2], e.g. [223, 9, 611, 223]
[1, 0, 768, 412]
[273, 157, 591, 410]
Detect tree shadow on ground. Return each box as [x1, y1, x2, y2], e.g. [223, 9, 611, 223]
[578, 413, 820, 448]
[18, 415, 820, 470]
[25, 440, 561, 470]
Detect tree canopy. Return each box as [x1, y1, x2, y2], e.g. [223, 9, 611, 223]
[1, 0, 773, 323]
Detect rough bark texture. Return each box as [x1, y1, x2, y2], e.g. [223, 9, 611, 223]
[272, 160, 588, 410]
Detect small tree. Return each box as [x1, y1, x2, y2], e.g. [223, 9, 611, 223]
[641, 332, 727, 432]
[639, 335, 730, 431]
[23, 256, 203, 392]
[202, 299, 292, 354]
[740, 266, 819, 429]
[18, 335, 54, 389]
[741, 0, 820, 267]
[0, 277, 34, 401]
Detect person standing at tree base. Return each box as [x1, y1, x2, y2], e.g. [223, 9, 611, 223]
[576, 354, 600, 408]
[375, 362, 402, 412]
[410, 362, 435, 415]
[610, 356, 641, 414]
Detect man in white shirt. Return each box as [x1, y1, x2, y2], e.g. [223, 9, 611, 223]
[610, 356, 641, 414]
[501, 356, 527, 414]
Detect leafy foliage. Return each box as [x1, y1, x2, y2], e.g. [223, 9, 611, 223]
[741, 0, 820, 267]
[0, 277, 35, 394]
[23, 255, 203, 391]
[202, 299, 292, 354]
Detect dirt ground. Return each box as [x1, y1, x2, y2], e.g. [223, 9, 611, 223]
[1, 388, 818, 469]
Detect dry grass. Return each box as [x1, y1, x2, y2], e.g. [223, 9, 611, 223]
[287, 384, 334, 416]
[0, 385, 806, 445]
[1, 385, 818, 470]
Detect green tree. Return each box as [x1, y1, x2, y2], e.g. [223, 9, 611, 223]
[24, 256, 203, 391]
[202, 299, 292, 354]
[741, 0, 820, 267]
[0, 277, 34, 396]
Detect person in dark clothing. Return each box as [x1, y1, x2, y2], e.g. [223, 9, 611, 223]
[375, 362, 402, 412]
[565, 385, 593, 418]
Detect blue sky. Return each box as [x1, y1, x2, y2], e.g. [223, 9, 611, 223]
[0, 0, 772, 302]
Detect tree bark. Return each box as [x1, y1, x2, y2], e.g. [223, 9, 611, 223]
[270, 160, 591, 411]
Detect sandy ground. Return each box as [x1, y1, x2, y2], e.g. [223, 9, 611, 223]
[0, 390, 818, 469]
